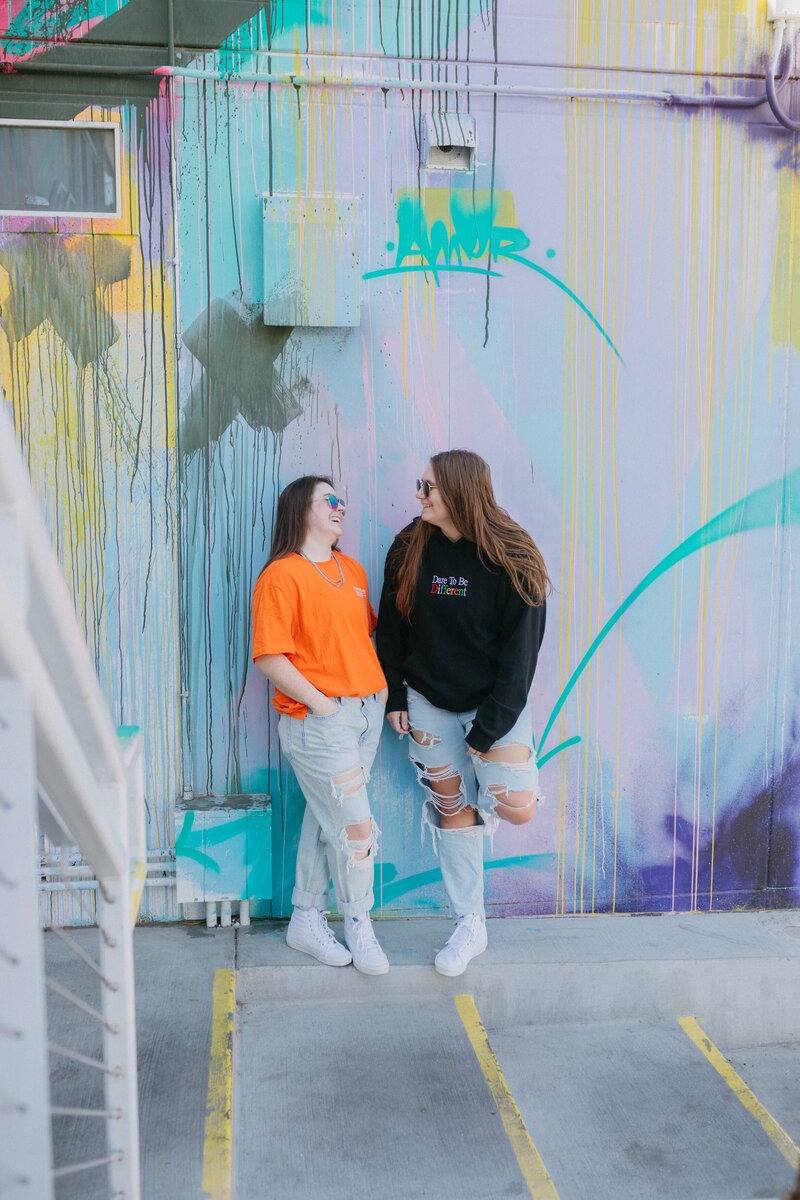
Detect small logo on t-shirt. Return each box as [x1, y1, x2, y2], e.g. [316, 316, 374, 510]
[353, 585, 367, 598]
[430, 574, 468, 597]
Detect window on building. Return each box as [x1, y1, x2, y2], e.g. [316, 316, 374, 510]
[0, 121, 120, 218]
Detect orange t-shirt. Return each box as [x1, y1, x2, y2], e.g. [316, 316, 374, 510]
[252, 551, 387, 718]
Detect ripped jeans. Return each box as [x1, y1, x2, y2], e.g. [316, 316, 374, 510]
[406, 687, 543, 917]
[278, 694, 384, 917]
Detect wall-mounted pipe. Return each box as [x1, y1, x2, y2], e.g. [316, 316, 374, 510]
[0, 60, 160, 76]
[41, 876, 175, 893]
[153, 63, 785, 111]
[766, 19, 800, 130]
[0, 55, 790, 114]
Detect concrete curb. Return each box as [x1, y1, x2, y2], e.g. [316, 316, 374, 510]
[237, 911, 800, 1047]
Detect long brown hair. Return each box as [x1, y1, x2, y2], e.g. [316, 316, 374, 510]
[393, 450, 551, 619]
[264, 474, 334, 569]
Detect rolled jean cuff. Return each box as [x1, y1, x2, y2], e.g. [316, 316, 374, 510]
[291, 886, 329, 911]
[336, 889, 375, 917]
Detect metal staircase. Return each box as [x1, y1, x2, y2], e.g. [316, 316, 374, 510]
[0, 403, 144, 1199]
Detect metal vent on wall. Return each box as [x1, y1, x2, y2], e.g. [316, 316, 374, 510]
[421, 113, 476, 171]
[262, 195, 360, 327]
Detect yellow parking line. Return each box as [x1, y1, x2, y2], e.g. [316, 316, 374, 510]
[679, 1016, 800, 1169]
[202, 968, 236, 1200]
[455, 994, 560, 1199]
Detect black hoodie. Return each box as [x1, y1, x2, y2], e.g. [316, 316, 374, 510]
[376, 523, 546, 753]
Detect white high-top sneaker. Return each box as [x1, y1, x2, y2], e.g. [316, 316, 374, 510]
[343, 914, 389, 975]
[434, 913, 488, 976]
[286, 907, 353, 966]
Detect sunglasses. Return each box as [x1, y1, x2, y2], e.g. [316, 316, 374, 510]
[316, 492, 346, 510]
[416, 479, 439, 498]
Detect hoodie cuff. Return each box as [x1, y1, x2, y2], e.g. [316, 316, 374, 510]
[465, 723, 494, 754]
[386, 684, 408, 714]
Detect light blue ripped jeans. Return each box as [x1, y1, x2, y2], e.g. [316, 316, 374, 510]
[278, 695, 384, 918]
[406, 686, 543, 917]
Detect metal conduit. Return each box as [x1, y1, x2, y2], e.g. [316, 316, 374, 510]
[766, 18, 800, 130]
[154, 63, 781, 110]
[0, 55, 791, 114]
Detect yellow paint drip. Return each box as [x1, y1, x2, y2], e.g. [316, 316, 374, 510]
[770, 166, 800, 353]
[693, 0, 764, 75]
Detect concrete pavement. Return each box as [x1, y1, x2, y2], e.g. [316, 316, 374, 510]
[43, 911, 800, 1199]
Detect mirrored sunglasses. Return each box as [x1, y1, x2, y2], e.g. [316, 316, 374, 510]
[416, 479, 438, 498]
[318, 492, 346, 510]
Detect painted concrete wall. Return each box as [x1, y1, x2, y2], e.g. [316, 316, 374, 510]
[1, 0, 797, 920]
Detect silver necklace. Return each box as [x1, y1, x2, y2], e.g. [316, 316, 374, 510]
[299, 550, 344, 588]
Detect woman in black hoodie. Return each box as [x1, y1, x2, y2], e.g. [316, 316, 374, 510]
[376, 449, 550, 976]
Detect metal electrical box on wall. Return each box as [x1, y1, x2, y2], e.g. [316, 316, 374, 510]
[175, 795, 272, 904]
[262, 194, 360, 326]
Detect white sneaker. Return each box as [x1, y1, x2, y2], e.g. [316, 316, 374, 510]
[434, 913, 488, 977]
[286, 907, 352, 967]
[344, 914, 389, 975]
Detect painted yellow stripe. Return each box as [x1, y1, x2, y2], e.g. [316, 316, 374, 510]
[679, 1017, 800, 1169]
[455, 995, 560, 1199]
[202, 968, 236, 1200]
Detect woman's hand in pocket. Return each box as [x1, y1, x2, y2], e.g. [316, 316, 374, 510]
[387, 710, 410, 735]
[309, 696, 339, 717]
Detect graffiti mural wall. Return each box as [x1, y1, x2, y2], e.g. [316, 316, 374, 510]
[1, 0, 797, 919]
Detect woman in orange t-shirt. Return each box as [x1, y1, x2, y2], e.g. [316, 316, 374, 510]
[252, 475, 389, 975]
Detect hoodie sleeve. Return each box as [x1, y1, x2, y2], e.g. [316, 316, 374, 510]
[376, 538, 412, 713]
[465, 593, 546, 753]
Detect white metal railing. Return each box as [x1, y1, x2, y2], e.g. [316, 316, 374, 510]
[0, 403, 143, 1200]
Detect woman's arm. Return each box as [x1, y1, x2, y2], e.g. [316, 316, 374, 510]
[376, 544, 412, 723]
[465, 597, 547, 753]
[254, 654, 338, 716]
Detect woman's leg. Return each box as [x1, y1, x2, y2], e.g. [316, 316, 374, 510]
[470, 708, 543, 830]
[281, 697, 388, 974]
[291, 804, 331, 912]
[279, 715, 352, 966]
[405, 690, 487, 974]
[279, 713, 336, 911]
[282, 706, 376, 916]
[406, 689, 477, 840]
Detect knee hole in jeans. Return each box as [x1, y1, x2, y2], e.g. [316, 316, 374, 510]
[476, 745, 540, 826]
[489, 786, 539, 825]
[330, 764, 368, 808]
[345, 818, 372, 860]
[410, 728, 441, 747]
[340, 816, 380, 871]
[412, 761, 470, 819]
[476, 742, 532, 766]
